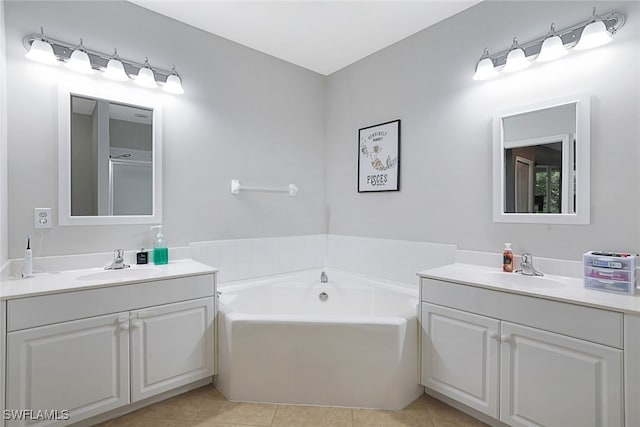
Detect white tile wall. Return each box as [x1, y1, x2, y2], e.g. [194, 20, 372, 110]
[327, 235, 457, 285]
[190, 235, 326, 283]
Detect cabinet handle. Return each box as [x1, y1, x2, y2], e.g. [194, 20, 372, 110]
[500, 335, 510, 343]
[489, 331, 498, 340]
[131, 320, 141, 329]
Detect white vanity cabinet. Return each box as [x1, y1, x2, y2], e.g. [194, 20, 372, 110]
[420, 277, 624, 427]
[4, 271, 216, 427]
[130, 297, 214, 402]
[7, 312, 130, 426]
[421, 303, 499, 417]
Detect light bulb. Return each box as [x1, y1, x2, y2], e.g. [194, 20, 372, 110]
[503, 37, 530, 72]
[575, 19, 612, 50]
[134, 57, 158, 88]
[103, 49, 129, 81]
[65, 39, 93, 74]
[25, 27, 58, 66]
[472, 48, 497, 81]
[536, 24, 568, 63]
[162, 65, 184, 94]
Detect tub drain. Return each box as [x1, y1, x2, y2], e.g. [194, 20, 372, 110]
[319, 292, 328, 302]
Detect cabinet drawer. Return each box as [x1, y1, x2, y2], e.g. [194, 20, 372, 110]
[7, 274, 215, 331]
[421, 278, 623, 349]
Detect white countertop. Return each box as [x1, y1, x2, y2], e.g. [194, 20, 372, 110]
[418, 263, 640, 315]
[0, 259, 217, 300]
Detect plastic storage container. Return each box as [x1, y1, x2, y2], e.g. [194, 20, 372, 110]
[583, 252, 637, 295]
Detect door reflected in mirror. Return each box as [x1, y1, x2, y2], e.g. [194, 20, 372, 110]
[70, 95, 153, 216]
[493, 94, 590, 224]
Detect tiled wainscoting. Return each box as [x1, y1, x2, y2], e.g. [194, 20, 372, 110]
[190, 234, 457, 285]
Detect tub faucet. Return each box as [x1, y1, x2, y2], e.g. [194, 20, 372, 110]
[517, 253, 543, 276]
[105, 249, 130, 270]
[320, 271, 328, 284]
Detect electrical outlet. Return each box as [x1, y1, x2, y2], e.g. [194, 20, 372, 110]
[34, 208, 52, 229]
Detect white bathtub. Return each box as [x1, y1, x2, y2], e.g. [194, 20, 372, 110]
[215, 269, 422, 410]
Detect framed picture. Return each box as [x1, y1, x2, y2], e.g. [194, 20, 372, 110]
[358, 119, 400, 192]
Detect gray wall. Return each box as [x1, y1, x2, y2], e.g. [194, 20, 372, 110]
[0, 0, 7, 266]
[5, 1, 327, 258]
[503, 103, 576, 142]
[325, 1, 640, 260]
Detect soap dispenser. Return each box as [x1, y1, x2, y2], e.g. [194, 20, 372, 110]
[151, 225, 168, 265]
[503, 243, 514, 273]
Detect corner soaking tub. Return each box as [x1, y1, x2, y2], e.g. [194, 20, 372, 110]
[215, 269, 422, 410]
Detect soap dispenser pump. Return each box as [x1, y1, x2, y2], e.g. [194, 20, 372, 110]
[151, 225, 168, 265]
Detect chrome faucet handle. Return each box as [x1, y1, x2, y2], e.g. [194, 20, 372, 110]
[519, 253, 543, 276]
[105, 249, 130, 270]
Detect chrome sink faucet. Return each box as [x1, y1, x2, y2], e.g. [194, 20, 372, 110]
[320, 271, 328, 284]
[105, 249, 130, 270]
[517, 253, 543, 276]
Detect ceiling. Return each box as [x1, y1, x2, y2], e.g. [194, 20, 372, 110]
[128, 0, 482, 75]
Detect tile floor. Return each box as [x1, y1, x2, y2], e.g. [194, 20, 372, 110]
[96, 385, 488, 427]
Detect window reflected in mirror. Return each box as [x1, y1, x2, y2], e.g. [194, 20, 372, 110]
[70, 95, 153, 216]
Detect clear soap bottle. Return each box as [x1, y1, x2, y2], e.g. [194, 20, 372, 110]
[151, 225, 168, 265]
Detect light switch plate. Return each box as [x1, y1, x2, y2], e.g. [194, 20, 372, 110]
[34, 208, 52, 229]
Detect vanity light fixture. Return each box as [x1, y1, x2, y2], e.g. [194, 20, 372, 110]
[574, 8, 613, 50]
[24, 27, 58, 66]
[472, 48, 497, 81]
[536, 24, 568, 63]
[162, 66, 184, 94]
[22, 30, 184, 95]
[134, 57, 158, 89]
[65, 39, 93, 74]
[473, 8, 624, 80]
[502, 38, 530, 72]
[103, 49, 129, 81]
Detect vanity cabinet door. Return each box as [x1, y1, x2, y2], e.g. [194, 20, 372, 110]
[421, 303, 500, 418]
[130, 297, 214, 402]
[6, 312, 130, 426]
[500, 321, 623, 427]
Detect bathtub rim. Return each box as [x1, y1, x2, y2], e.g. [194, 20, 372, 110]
[217, 267, 419, 295]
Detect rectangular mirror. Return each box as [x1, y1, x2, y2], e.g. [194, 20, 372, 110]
[493, 94, 590, 224]
[58, 86, 162, 225]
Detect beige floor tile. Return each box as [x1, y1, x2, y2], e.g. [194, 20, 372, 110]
[184, 385, 229, 405]
[131, 391, 205, 422]
[353, 409, 433, 427]
[195, 401, 276, 426]
[422, 395, 488, 427]
[271, 405, 353, 427]
[107, 414, 186, 427]
[189, 423, 264, 427]
[402, 395, 433, 412]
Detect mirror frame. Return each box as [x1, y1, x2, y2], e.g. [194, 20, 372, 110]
[492, 93, 590, 224]
[58, 84, 163, 225]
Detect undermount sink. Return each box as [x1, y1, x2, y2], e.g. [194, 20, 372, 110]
[479, 271, 565, 289]
[76, 268, 162, 281]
